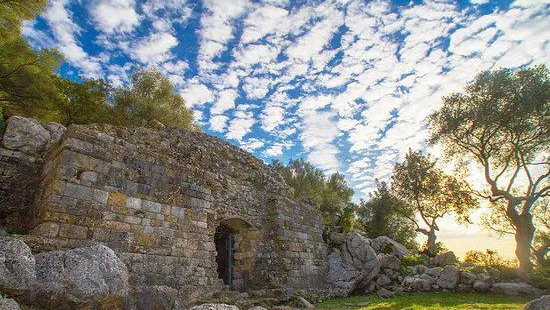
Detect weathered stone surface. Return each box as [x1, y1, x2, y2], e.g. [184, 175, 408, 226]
[43, 122, 66, 146]
[460, 272, 476, 285]
[0, 237, 36, 294]
[370, 236, 410, 258]
[130, 285, 180, 310]
[523, 295, 550, 310]
[2, 116, 50, 155]
[473, 280, 491, 292]
[34, 244, 129, 306]
[377, 288, 395, 298]
[430, 251, 457, 267]
[378, 254, 401, 270]
[247, 307, 269, 310]
[376, 274, 391, 286]
[436, 265, 459, 289]
[402, 276, 431, 291]
[425, 267, 441, 278]
[297, 296, 314, 309]
[189, 304, 240, 310]
[0, 297, 20, 310]
[327, 233, 380, 295]
[491, 282, 544, 297]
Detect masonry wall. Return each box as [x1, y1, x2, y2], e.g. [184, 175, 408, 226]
[21, 123, 328, 301]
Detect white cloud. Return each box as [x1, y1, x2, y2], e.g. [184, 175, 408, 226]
[209, 114, 229, 132]
[131, 32, 178, 64]
[180, 81, 214, 107]
[90, 0, 140, 33]
[211, 89, 238, 114]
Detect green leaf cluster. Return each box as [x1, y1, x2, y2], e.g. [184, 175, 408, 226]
[270, 159, 355, 232]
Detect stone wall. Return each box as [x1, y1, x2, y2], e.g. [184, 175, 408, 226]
[3, 120, 328, 302]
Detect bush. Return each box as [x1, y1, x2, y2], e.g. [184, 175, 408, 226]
[401, 254, 424, 267]
[463, 249, 518, 280]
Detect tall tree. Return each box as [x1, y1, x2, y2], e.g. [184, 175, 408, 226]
[429, 65, 550, 278]
[391, 150, 478, 255]
[113, 68, 195, 130]
[357, 181, 419, 249]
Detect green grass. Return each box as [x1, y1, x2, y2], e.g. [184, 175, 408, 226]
[315, 292, 530, 310]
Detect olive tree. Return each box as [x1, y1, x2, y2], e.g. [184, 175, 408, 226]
[391, 150, 478, 255]
[429, 65, 549, 277]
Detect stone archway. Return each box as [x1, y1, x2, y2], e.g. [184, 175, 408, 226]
[214, 218, 258, 290]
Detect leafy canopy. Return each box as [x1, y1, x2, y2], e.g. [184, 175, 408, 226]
[357, 181, 419, 250]
[113, 68, 195, 130]
[391, 150, 478, 254]
[270, 159, 355, 232]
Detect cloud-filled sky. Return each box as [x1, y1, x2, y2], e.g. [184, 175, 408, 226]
[24, 0, 549, 258]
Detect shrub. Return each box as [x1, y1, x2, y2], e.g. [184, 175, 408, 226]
[401, 254, 424, 267]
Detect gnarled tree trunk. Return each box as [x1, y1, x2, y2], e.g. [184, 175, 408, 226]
[515, 213, 535, 279]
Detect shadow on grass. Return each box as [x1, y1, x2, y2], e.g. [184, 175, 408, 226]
[315, 292, 531, 310]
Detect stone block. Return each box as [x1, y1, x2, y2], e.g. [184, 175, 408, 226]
[108, 192, 127, 208]
[58, 224, 88, 239]
[64, 183, 94, 200]
[31, 222, 60, 237]
[80, 171, 98, 183]
[142, 200, 162, 213]
[126, 197, 142, 210]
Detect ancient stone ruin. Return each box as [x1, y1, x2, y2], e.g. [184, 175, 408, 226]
[0, 117, 545, 310]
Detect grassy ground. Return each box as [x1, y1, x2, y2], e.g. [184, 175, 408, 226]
[315, 292, 530, 310]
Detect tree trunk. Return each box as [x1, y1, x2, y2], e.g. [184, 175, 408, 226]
[426, 229, 437, 256]
[515, 214, 535, 279]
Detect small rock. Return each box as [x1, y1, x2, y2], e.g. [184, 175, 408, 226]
[523, 295, 550, 310]
[297, 296, 314, 309]
[473, 280, 491, 292]
[403, 275, 431, 291]
[425, 267, 441, 278]
[248, 307, 269, 310]
[377, 288, 394, 298]
[376, 274, 391, 286]
[460, 272, 476, 286]
[43, 122, 66, 146]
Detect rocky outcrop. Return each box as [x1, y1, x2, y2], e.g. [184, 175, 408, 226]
[33, 244, 129, 307]
[523, 295, 550, 310]
[327, 233, 380, 296]
[491, 282, 544, 297]
[0, 237, 36, 294]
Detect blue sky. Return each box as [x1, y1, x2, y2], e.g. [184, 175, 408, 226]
[22, 0, 550, 257]
[24, 0, 549, 198]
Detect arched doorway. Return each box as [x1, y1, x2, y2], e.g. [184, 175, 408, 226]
[214, 224, 235, 286]
[214, 218, 258, 290]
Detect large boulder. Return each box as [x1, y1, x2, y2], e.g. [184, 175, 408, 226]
[460, 272, 476, 286]
[430, 251, 458, 267]
[33, 244, 129, 307]
[327, 233, 380, 296]
[189, 304, 240, 310]
[43, 122, 66, 147]
[370, 236, 410, 258]
[130, 285, 181, 310]
[2, 116, 51, 155]
[0, 237, 36, 294]
[491, 282, 544, 297]
[523, 295, 550, 310]
[436, 265, 459, 289]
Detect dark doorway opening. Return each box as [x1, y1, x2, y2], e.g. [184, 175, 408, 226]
[215, 224, 235, 286]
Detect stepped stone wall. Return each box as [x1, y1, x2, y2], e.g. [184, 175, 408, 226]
[0, 118, 328, 303]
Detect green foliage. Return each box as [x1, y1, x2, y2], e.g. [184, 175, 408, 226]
[113, 68, 195, 130]
[401, 254, 424, 267]
[429, 65, 550, 277]
[464, 249, 517, 269]
[0, 0, 47, 39]
[392, 149, 478, 255]
[270, 159, 356, 232]
[0, 107, 6, 134]
[357, 180, 419, 249]
[315, 292, 530, 310]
